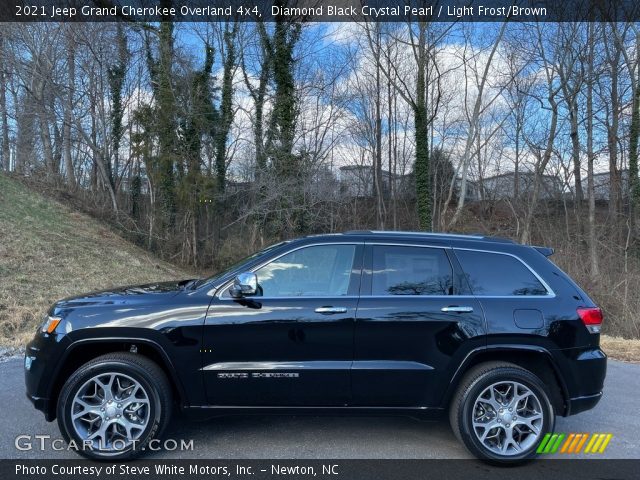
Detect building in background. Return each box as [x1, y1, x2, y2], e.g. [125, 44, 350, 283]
[338, 165, 394, 197]
[592, 169, 629, 201]
[338, 165, 481, 202]
[454, 178, 482, 202]
[482, 172, 562, 201]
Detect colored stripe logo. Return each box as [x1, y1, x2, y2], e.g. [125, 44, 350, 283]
[537, 433, 613, 454]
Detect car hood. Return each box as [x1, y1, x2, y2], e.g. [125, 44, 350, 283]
[51, 279, 197, 310]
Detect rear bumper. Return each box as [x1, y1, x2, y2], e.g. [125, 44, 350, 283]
[567, 391, 603, 416]
[556, 347, 607, 416]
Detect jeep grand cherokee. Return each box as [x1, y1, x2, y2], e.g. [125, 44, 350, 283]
[25, 231, 606, 463]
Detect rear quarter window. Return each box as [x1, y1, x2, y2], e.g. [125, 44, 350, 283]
[454, 249, 548, 296]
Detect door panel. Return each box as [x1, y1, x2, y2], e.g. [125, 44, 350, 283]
[352, 244, 486, 407]
[203, 297, 356, 405]
[353, 296, 484, 407]
[452, 248, 557, 345]
[202, 243, 362, 406]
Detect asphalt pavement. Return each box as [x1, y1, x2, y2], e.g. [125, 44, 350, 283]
[1, 356, 637, 459]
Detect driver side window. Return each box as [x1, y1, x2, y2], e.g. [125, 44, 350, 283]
[255, 244, 356, 297]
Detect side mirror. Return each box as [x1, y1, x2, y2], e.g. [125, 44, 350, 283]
[230, 272, 258, 298]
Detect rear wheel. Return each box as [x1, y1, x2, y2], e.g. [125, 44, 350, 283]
[449, 362, 554, 464]
[57, 352, 172, 460]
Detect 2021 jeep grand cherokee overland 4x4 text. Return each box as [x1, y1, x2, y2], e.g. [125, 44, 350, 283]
[25, 231, 606, 463]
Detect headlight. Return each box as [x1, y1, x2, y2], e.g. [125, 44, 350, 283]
[40, 316, 61, 334]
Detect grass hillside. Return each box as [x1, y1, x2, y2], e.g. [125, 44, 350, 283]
[0, 174, 190, 350]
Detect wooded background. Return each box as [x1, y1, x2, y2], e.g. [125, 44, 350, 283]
[1, 17, 639, 338]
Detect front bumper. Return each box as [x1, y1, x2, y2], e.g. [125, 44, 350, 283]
[26, 392, 53, 421]
[24, 332, 67, 422]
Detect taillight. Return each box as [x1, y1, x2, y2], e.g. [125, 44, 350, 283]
[577, 307, 603, 334]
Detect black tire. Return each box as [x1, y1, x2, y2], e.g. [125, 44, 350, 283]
[449, 361, 555, 465]
[57, 352, 172, 460]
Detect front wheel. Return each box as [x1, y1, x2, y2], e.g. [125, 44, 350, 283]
[57, 352, 172, 460]
[449, 362, 555, 464]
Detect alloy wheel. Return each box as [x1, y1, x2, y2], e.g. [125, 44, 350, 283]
[70, 372, 150, 453]
[471, 380, 544, 456]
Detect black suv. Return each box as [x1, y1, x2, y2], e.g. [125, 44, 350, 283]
[25, 231, 606, 463]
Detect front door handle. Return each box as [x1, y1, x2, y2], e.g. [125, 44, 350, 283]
[441, 306, 474, 313]
[315, 306, 348, 314]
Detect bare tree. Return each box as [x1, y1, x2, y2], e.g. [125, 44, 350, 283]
[62, 24, 77, 188]
[600, 23, 626, 221]
[586, 22, 599, 276]
[447, 21, 507, 229]
[520, 24, 562, 244]
[0, 26, 10, 171]
[557, 23, 585, 213]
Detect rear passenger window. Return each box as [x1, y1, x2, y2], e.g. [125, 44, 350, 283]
[372, 246, 453, 295]
[454, 250, 548, 296]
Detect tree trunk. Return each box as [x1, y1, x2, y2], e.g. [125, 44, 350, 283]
[608, 50, 621, 219]
[629, 35, 640, 222]
[587, 23, 599, 276]
[520, 97, 558, 245]
[109, 23, 128, 193]
[145, 16, 178, 238]
[374, 26, 385, 230]
[62, 25, 76, 188]
[38, 112, 56, 176]
[514, 124, 520, 199]
[0, 29, 9, 171]
[449, 21, 506, 229]
[568, 97, 584, 240]
[215, 23, 238, 194]
[415, 24, 431, 231]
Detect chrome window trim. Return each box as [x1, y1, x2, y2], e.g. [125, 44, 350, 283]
[360, 295, 556, 300]
[214, 242, 363, 300]
[217, 295, 360, 301]
[213, 241, 556, 300]
[359, 243, 555, 299]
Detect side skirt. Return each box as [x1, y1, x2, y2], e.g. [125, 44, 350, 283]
[179, 405, 446, 421]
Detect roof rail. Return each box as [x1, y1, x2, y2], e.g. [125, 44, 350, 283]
[342, 230, 514, 243]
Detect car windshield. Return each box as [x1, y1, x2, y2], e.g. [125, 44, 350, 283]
[193, 241, 289, 289]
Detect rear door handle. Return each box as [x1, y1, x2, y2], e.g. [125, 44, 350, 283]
[441, 306, 474, 313]
[315, 307, 348, 314]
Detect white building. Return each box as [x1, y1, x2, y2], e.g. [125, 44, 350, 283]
[482, 172, 562, 200]
[338, 165, 393, 197]
[592, 170, 630, 201]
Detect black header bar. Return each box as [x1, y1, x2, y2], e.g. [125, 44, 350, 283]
[3, 459, 640, 480]
[1, 1, 639, 22]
